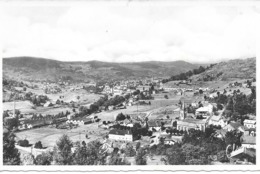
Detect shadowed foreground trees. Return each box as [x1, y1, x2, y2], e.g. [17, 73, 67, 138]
[73, 140, 105, 165]
[53, 134, 73, 165]
[3, 129, 20, 165]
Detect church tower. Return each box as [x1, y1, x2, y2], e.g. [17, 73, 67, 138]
[179, 100, 186, 120]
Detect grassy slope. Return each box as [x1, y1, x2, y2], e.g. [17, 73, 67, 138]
[190, 57, 256, 81]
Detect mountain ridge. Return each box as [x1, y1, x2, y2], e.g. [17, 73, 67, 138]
[3, 56, 201, 83]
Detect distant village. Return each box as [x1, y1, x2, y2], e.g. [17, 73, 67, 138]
[3, 75, 256, 165]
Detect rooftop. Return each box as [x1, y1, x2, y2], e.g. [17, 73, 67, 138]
[215, 129, 228, 137]
[241, 135, 256, 144]
[109, 129, 132, 136]
[229, 122, 243, 129]
[210, 115, 222, 122]
[71, 117, 92, 122]
[244, 119, 256, 124]
[196, 104, 213, 113]
[178, 118, 206, 124]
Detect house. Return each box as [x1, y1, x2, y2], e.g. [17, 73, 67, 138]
[66, 117, 92, 125]
[209, 93, 217, 99]
[147, 120, 161, 132]
[67, 113, 75, 120]
[151, 133, 182, 146]
[176, 118, 207, 132]
[195, 104, 213, 117]
[163, 87, 178, 92]
[215, 129, 228, 139]
[147, 119, 173, 131]
[240, 133, 256, 149]
[160, 119, 173, 128]
[223, 122, 245, 132]
[113, 89, 123, 96]
[43, 101, 53, 107]
[164, 137, 175, 145]
[89, 115, 99, 122]
[244, 128, 256, 137]
[120, 119, 133, 128]
[243, 119, 256, 129]
[208, 115, 227, 128]
[136, 85, 151, 92]
[150, 134, 175, 146]
[108, 105, 115, 111]
[108, 129, 133, 141]
[19, 119, 47, 129]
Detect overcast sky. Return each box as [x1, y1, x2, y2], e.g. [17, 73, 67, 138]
[1, 2, 259, 63]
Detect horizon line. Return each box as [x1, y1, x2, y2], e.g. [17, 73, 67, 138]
[2, 55, 256, 65]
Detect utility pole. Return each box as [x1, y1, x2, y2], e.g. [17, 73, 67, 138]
[13, 100, 16, 117]
[137, 102, 138, 113]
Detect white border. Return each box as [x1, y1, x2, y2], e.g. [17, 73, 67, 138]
[0, 0, 260, 172]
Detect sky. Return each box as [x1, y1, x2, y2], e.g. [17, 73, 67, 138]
[1, 2, 259, 63]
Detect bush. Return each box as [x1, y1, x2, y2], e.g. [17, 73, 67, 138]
[217, 103, 223, 110]
[35, 152, 53, 165]
[125, 144, 136, 157]
[18, 139, 30, 147]
[56, 99, 61, 105]
[34, 141, 43, 149]
[116, 113, 126, 121]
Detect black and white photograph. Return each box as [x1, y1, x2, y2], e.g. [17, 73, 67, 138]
[1, 0, 259, 172]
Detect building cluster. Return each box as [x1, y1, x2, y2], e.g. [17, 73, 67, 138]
[100, 77, 163, 96]
[106, 97, 256, 160]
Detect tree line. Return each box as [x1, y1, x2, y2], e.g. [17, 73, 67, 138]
[208, 87, 256, 123]
[162, 64, 215, 83]
[78, 94, 127, 116]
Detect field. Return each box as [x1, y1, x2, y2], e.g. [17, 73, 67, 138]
[15, 122, 109, 148]
[31, 106, 74, 115]
[14, 94, 185, 148]
[3, 101, 35, 113]
[3, 85, 102, 116]
[26, 87, 102, 104]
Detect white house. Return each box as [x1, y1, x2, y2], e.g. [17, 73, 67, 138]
[223, 122, 245, 132]
[240, 134, 256, 149]
[177, 119, 207, 132]
[43, 102, 52, 107]
[113, 89, 123, 96]
[243, 119, 256, 129]
[164, 87, 177, 92]
[164, 138, 175, 145]
[108, 129, 133, 141]
[208, 115, 227, 128]
[66, 117, 92, 125]
[195, 104, 213, 117]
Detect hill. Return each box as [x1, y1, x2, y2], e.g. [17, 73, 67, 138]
[2, 57, 200, 83]
[189, 57, 256, 82]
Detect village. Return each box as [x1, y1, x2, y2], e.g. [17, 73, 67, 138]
[1, 1, 259, 170]
[3, 75, 256, 165]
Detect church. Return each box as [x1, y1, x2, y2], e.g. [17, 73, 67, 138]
[176, 100, 208, 132]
